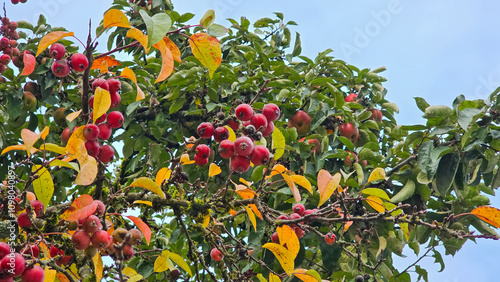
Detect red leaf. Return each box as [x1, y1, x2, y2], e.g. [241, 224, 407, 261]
[126, 215, 151, 245]
[60, 194, 98, 221]
[21, 53, 36, 76]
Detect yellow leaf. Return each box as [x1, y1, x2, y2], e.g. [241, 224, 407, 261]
[133, 200, 153, 207]
[129, 177, 166, 199]
[21, 128, 40, 157]
[277, 225, 299, 258]
[180, 154, 195, 165]
[154, 256, 169, 272]
[272, 127, 285, 160]
[361, 188, 390, 201]
[1, 144, 28, 155]
[121, 67, 145, 101]
[471, 206, 500, 228]
[165, 250, 193, 277]
[201, 214, 210, 228]
[262, 243, 294, 276]
[365, 196, 386, 213]
[123, 267, 143, 282]
[92, 252, 103, 282]
[32, 165, 54, 210]
[317, 170, 341, 207]
[256, 274, 268, 282]
[239, 178, 252, 187]
[290, 175, 312, 194]
[367, 167, 386, 183]
[400, 221, 410, 240]
[155, 167, 171, 186]
[282, 173, 301, 203]
[103, 9, 131, 29]
[224, 125, 236, 142]
[36, 31, 74, 56]
[244, 206, 257, 231]
[293, 268, 321, 282]
[153, 38, 174, 83]
[74, 156, 98, 186]
[127, 28, 150, 53]
[163, 36, 181, 63]
[44, 266, 57, 282]
[376, 237, 387, 258]
[65, 110, 81, 123]
[189, 33, 221, 78]
[267, 164, 288, 178]
[208, 163, 222, 177]
[40, 126, 49, 140]
[41, 143, 68, 155]
[93, 87, 111, 124]
[269, 273, 282, 282]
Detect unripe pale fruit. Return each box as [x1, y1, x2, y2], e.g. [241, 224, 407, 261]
[21, 265, 44, 282]
[92, 78, 109, 91]
[72, 230, 91, 250]
[107, 111, 124, 128]
[112, 228, 129, 243]
[49, 43, 65, 60]
[338, 122, 359, 143]
[22, 91, 37, 112]
[129, 229, 143, 245]
[210, 247, 223, 261]
[234, 136, 254, 156]
[0, 253, 25, 277]
[218, 140, 235, 159]
[30, 200, 44, 216]
[17, 212, 31, 229]
[213, 127, 229, 142]
[197, 122, 214, 139]
[97, 123, 112, 140]
[53, 107, 67, 126]
[250, 113, 268, 132]
[98, 145, 114, 163]
[82, 215, 102, 234]
[231, 155, 250, 173]
[235, 104, 253, 121]
[262, 103, 280, 122]
[325, 232, 336, 245]
[287, 110, 311, 135]
[51, 59, 70, 77]
[83, 124, 100, 141]
[249, 145, 270, 166]
[195, 144, 210, 159]
[84, 246, 98, 258]
[66, 220, 78, 231]
[70, 53, 88, 72]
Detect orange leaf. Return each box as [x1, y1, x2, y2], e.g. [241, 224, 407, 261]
[40, 126, 49, 140]
[229, 209, 237, 216]
[21, 128, 40, 157]
[36, 31, 74, 56]
[56, 273, 71, 282]
[66, 110, 81, 123]
[92, 87, 111, 124]
[163, 36, 181, 63]
[127, 28, 150, 53]
[267, 164, 288, 179]
[155, 167, 172, 186]
[60, 195, 98, 221]
[293, 269, 320, 282]
[103, 9, 131, 29]
[153, 39, 174, 83]
[91, 56, 121, 70]
[121, 67, 145, 101]
[1, 144, 30, 155]
[317, 170, 341, 207]
[471, 206, 500, 228]
[99, 59, 109, 74]
[126, 215, 151, 245]
[21, 53, 36, 76]
[277, 225, 299, 258]
[189, 33, 221, 79]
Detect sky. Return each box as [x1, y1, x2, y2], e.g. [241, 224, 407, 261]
[5, 1, 500, 281]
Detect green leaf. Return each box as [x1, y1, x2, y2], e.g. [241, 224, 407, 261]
[139, 10, 172, 47]
[362, 188, 390, 201]
[435, 153, 460, 196]
[337, 136, 354, 152]
[391, 180, 415, 203]
[32, 165, 54, 210]
[414, 97, 430, 112]
[169, 98, 185, 114]
[423, 105, 453, 119]
[457, 108, 482, 130]
[292, 32, 301, 57]
[207, 24, 228, 37]
[199, 9, 215, 28]
[415, 265, 428, 282]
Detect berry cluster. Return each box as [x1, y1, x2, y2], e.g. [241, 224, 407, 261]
[196, 103, 280, 174]
[0, 244, 44, 282]
[10, 0, 28, 4]
[0, 17, 19, 75]
[49, 43, 89, 77]
[272, 203, 318, 240]
[16, 199, 43, 229]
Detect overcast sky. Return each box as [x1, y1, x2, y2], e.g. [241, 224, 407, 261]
[6, 1, 500, 281]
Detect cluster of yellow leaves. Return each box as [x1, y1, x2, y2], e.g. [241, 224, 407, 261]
[267, 164, 312, 203]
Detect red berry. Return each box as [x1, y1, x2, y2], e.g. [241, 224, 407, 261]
[293, 203, 305, 216]
[30, 200, 44, 216]
[195, 144, 210, 159]
[8, 22, 17, 30]
[235, 104, 254, 121]
[9, 40, 18, 48]
[0, 54, 11, 65]
[83, 124, 100, 141]
[94, 200, 106, 216]
[98, 145, 114, 163]
[22, 245, 39, 258]
[0, 37, 9, 49]
[271, 232, 279, 244]
[289, 213, 301, 220]
[262, 103, 280, 122]
[97, 123, 112, 140]
[250, 145, 270, 166]
[294, 227, 305, 238]
[277, 214, 289, 220]
[231, 155, 250, 173]
[234, 136, 254, 156]
[49, 43, 66, 60]
[228, 120, 240, 131]
[0, 242, 10, 259]
[338, 123, 359, 143]
[70, 53, 88, 72]
[369, 108, 383, 123]
[49, 246, 59, 258]
[210, 247, 223, 261]
[92, 78, 109, 91]
[91, 230, 111, 249]
[1, 18, 8, 25]
[262, 121, 274, 137]
[91, 111, 107, 124]
[218, 140, 235, 159]
[89, 96, 94, 109]
[107, 78, 121, 93]
[0, 253, 25, 277]
[194, 154, 208, 166]
[107, 111, 124, 128]
[197, 122, 214, 139]
[17, 212, 31, 229]
[122, 244, 134, 261]
[324, 232, 336, 245]
[110, 91, 121, 108]
[72, 230, 91, 250]
[345, 93, 358, 103]
[61, 127, 72, 145]
[213, 127, 229, 142]
[51, 59, 70, 77]
[21, 265, 44, 282]
[250, 113, 268, 132]
[82, 215, 102, 234]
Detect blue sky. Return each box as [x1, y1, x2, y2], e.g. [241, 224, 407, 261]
[6, 1, 500, 281]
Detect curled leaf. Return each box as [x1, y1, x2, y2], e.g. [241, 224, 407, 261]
[277, 225, 299, 259]
[153, 38, 174, 83]
[368, 167, 386, 183]
[155, 167, 172, 186]
[365, 196, 385, 213]
[121, 67, 145, 101]
[36, 31, 74, 56]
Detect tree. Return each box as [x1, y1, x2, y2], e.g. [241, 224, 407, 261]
[0, 1, 499, 281]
